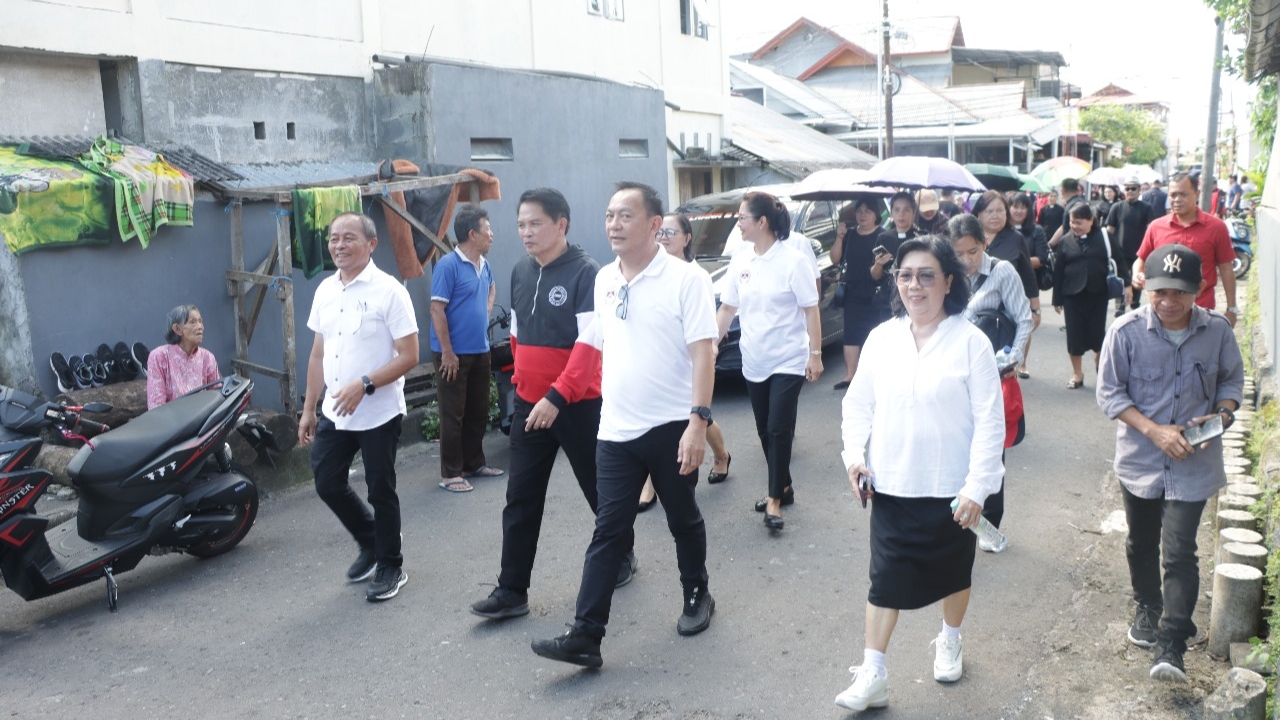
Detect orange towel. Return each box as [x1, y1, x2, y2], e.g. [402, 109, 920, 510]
[379, 159, 424, 280]
[435, 168, 501, 264]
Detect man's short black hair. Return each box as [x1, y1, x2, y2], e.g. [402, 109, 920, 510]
[453, 204, 489, 244]
[1171, 171, 1199, 192]
[519, 187, 571, 233]
[614, 181, 664, 218]
[1061, 177, 1080, 194]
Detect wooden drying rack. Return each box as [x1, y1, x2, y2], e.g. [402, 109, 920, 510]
[218, 172, 478, 415]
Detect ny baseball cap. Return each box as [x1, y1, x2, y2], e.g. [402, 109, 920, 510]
[1145, 244, 1201, 294]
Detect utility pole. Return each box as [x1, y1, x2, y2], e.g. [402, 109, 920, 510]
[1201, 15, 1224, 212]
[882, 0, 894, 158]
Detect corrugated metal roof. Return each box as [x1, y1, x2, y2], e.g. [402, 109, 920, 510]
[938, 83, 1027, 122]
[952, 48, 1066, 68]
[809, 68, 978, 128]
[216, 160, 381, 191]
[726, 96, 877, 179]
[729, 59, 857, 129]
[836, 113, 1061, 146]
[0, 135, 243, 182]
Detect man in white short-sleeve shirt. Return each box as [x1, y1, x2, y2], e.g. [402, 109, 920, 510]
[531, 182, 718, 668]
[298, 212, 419, 603]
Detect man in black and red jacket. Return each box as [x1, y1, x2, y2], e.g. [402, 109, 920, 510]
[469, 188, 636, 620]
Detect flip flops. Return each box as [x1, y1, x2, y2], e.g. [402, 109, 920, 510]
[466, 466, 505, 478]
[439, 478, 474, 493]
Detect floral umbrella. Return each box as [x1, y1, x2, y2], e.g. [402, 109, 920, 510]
[1029, 156, 1092, 188]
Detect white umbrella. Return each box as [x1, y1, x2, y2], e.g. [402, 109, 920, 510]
[1083, 167, 1128, 187]
[790, 169, 894, 201]
[1120, 165, 1162, 184]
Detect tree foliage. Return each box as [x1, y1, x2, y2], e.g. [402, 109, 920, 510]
[1079, 105, 1168, 166]
[1204, 0, 1274, 176]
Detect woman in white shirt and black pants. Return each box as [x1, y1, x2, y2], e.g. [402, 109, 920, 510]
[716, 192, 824, 532]
[835, 236, 1005, 712]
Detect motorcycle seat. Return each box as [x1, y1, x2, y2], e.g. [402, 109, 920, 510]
[68, 390, 227, 486]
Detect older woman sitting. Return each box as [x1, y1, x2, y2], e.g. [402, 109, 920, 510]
[147, 304, 221, 409]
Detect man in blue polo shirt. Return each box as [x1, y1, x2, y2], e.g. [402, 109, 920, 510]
[430, 204, 502, 493]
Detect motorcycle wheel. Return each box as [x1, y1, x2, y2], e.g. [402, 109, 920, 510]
[1234, 249, 1252, 279]
[185, 477, 259, 558]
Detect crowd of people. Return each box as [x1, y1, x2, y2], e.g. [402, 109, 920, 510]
[268, 168, 1243, 713]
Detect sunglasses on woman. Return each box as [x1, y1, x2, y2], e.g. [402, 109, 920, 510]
[894, 269, 939, 287]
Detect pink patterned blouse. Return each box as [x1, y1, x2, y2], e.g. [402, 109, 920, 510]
[146, 344, 221, 409]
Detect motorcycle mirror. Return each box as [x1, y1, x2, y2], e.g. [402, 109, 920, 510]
[82, 402, 113, 413]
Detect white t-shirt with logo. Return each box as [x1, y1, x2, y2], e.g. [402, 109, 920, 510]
[720, 240, 820, 382]
[587, 249, 718, 443]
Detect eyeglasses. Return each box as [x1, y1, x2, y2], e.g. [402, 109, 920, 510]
[656, 228, 677, 238]
[1124, 186, 1140, 191]
[615, 283, 629, 320]
[894, 269, 939, 286]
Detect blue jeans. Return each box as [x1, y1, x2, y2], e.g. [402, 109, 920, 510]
[1121, 485, 1207, 652]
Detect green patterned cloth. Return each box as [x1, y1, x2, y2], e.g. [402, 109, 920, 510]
[291, 186, 362, 279]
[0, 145, 115, 255]
[77, 136, 195, 248]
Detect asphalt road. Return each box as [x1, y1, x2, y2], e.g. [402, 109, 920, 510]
[0, 302, 1223, 719]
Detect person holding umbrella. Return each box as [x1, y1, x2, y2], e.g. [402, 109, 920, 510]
[874, 192, 919, 317]
[831, 197, 893, 390]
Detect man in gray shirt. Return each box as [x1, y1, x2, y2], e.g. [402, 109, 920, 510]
[1097, 244, 1243, 683]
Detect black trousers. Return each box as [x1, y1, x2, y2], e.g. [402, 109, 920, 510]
[497, 396, 631, 592]
[573, 420, 708, 639]
[432, 350, 491, 478]
[311, 414, 403, 568]
[744, 373, 804, 500]
[1121, 485, 1207, 652]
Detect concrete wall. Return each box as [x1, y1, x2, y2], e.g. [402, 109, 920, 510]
[0, 51, 106, 136]
[138, 61, 374, 164]
[375, 61, 669, 310]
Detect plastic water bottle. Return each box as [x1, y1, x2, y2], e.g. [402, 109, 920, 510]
[950, 498, 1007, 552]
[994, 345, 1016, 374]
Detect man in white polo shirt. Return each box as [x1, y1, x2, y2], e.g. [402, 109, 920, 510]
[298, 212, 420, 602]
[531, 181, 719, 668]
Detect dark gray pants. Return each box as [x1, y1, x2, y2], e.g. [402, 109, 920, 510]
[1121, 485, 1207, 652]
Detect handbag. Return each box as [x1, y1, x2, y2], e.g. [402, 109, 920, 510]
[1100, 228, 1125, 301]
[972, 270, 1018, 351]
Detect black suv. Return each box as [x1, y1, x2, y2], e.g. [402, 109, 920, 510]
[676, 184, 848, 372]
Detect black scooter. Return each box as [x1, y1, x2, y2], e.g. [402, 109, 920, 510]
[0, 375, 264, 611]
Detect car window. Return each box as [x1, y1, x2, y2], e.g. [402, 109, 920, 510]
[800, 200, 843, 252]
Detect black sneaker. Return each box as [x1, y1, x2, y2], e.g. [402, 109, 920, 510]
[365, 565, 407, 602]
[1127, 605, 1159, 648]
[131, 342, 150, 377]
[677, 584, 715, 636]
[114, 342, 140, 381]
[50, 352, 74, 393]
[96, 343, 120, 384]
[615, 551, 638, 588]
[69, 355, 93, 390]
[470, 586, 530, 619]
[85, 352, 107, 387]
[346, 546, 376, 583]
[531, 627, 603, 668]
[1150, 644, 1187, 682]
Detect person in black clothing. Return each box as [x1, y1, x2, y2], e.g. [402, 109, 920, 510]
[1093, 186, 1119, 229]
[974, 190, 1043, 333]
[1049, 178, 1087, 249]
[1010, 193, 1049, 378]
[876, 192, 919, 319]
[1105, 180, 1155, 315]
[937, 189, 964, 225]
[830, 197, 894, 389]
[1052, 203, 1130, 389]
[1141, 179, 1168, 218]
[1038, 190, 1064, 236]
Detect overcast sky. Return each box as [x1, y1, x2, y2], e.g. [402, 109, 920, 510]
[720, 0, 1255, 160]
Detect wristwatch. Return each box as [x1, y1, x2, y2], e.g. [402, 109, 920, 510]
[1216, 406, 1236, 429]
[1227, 306, 1241, 314]
[691, 405, 713, 425]
[1030, 308, 1041, 315]
[361, 375, 376, 395]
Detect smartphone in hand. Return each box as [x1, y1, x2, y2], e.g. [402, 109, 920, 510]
[872, 245, 888, 258]
[857, 474, 874, 508]
[1182, 414, 1225, 445]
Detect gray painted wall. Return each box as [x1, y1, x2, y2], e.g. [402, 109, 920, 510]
[137, 61, 374, 165]
[374, 61, 669, 310]
[0, 51, 106, 136]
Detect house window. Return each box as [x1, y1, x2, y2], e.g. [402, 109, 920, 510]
[589, 0, 624, 21]
[470, 138, 514, 162]
[680, 0, 708, 39]
[619, 139, 649, 158]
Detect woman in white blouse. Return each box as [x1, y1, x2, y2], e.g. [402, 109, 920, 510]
[715, 192, 823, 532]
[835, 236, 1005, 712]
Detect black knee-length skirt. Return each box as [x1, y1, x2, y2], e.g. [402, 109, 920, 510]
[868, 493, 976, 610]
[1062, 289, 1109, 356]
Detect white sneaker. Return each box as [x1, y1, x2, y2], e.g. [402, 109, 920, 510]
[834, 664, 888, 711]
[932, 633, 963, 682]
